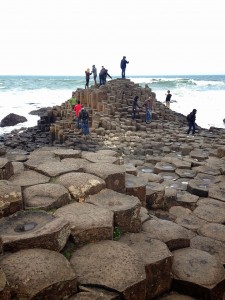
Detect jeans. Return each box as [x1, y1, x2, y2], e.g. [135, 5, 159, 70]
[187, 121, 195, 134]
[146, 109, 151, 123]
[81, 119, 89, 136]
[121, 69, 126, 78]
[132, 109, 136, 120]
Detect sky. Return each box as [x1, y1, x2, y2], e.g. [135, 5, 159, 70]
[0, 0, 225, 76]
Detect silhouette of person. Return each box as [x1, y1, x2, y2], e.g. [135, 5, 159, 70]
[132, 96, 140, 120]
[165, 90, 172, 108]
[120, 56, 129, 78]
[187, 109, 197, 135]
[85, 68, 92, 89]
[92, 65, 97, 86]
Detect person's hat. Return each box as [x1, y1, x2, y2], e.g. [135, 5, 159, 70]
[86, 68, 90, 72]
[123, 56, 126, 58]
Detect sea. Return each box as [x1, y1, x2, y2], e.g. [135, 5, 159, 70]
[0, 74, 225, 136]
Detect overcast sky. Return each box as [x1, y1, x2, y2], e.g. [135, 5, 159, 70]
[1, 0, 224, 76]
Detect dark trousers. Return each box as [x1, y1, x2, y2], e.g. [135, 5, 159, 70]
[187, 121, 196, 134]
[121, 68, 126, 78]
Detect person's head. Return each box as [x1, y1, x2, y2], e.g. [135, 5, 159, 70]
[134, 96, 139, 101]
[167, 90, 170, 93]
[92, 65, 95, 68]
[86, 68, 90, 72]
[77, 100, 80, 104]
[193, 109, 197, 113]
[123, 56, 126, 59]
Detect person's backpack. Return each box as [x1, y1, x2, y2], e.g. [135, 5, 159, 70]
[81, 110, 88, 120]
[186, 113, 191, 121]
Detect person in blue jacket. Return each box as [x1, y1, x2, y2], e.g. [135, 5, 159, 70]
[120, 56, 129, 78]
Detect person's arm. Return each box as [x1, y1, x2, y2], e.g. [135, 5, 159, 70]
[107, 73, 112, 79]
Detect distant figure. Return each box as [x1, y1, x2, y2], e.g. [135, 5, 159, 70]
[79, 107, 89, 138]
[187, 109, 197, 135]
[99, 66, 105, 85]
[85, 68, 92, 89]
[132, 96, 140, 120]
[143, 95, 153, 124]
[120, 56, 129, 78]
[99, 67, 112, 85]
[165, 90, 172, 108]
[74, 100, 82, 129]
[69, 92, 78, 110]
[92, 65, 97, 86]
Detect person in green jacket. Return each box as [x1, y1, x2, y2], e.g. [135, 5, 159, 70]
[69, 92, 78, 110]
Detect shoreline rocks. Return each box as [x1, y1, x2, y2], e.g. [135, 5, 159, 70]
[0, 79, 225, 299]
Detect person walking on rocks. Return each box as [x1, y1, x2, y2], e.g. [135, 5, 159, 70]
[79, 107, 89, 138]
[187, 109, 197, 135]
[132, 96, 140, 120]
[92, 65, 97, 86]
[85, 68, 92, 89]
[165, 90, 172, 108]
[143, 95, 153, 124]
[74, 100, 82, 129]
[120, 56, 129, 78]
[69, 92, 78, 110]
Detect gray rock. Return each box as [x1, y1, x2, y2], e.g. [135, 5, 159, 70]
[0, 113, 27, 127]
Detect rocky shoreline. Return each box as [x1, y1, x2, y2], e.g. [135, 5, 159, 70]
[0, 79, 225, 299]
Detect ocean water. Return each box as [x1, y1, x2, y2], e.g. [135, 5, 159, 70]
[0, 75, 225, 136]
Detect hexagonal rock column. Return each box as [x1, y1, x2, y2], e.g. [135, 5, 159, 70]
[69, 289, 119, 299]
[198, 223, 225, 243]
[53, 149, 82, 159]
[0, 249, 77, 299]
[146, 182, 165, 209]
[0, 268, 10, 299]
[190, 235, 225, 266]
[54, 202, 113, 246]
[193, 204, 225, 224]
[0, 181, 22, 218]
[172, 248, 225, 300]
[125, 174, 146, 207]
[86, 188, 141, 233]
[9, 170, 50, 187]
[187, 179, 211, 197]
[154, 162, 176, 174]
[84, 163, 126, 193]
[0, 210, 70, 252]
[208, 182, 225, 202]
[23, 183, 71, 210]
[55, 172, 106, 200]
[120, 232, 173, 299]
[0, 158, 14, 180]
[81, 152, 120, 164]
[142, 218, 195, 251]
[70, 240, 146, 300]
[158, 292, 198, 299]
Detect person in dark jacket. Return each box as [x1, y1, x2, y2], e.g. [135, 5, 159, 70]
[187, 109, 197, 135]
[85, 68, 92, 89]
[92, 65, 97, 86]
[120, 56, 129, 78]
[132, 96, 140, 120]
[99, 67, 112, 85]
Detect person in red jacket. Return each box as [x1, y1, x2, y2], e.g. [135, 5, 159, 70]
[74, 100, 82, 129]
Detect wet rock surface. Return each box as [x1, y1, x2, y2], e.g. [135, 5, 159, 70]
[0, 79, 225, 299]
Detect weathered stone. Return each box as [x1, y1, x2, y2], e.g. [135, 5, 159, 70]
[0, 210, 70, 252]
[9, 170, 50, 187]
[70, 240, 146, 300]
[175, 213, 207, 232]
[0, 268, 10, 300]
[0, 249, 77, 299]
[0, 113, 27, 127]
[120, 232, 173, 299]
[54, 149, 82, 159]
[190, 235, 225, 266]
[81, 152, 120, 164]
[142, 218, 195, 250]
[84, 163, 125, 193]
[198, 223, 225, 243]
[172, 248, 225, 300]
[197, 197, 225, 209]
[193, 204, 225, 223]
[208, 182, 225, 202]
[0, 181, 22, 218]
[86, 188, 141, 233]
[175, 191, 199, 210]
[146, 182, 165, 209]
[125, 173, 146, 207]
[187, 179, 211, 197]
[0, 158, 14, 180]
[217, 146, 225, 158]
[154, 162, 176, 174]
[55, 172, 106, 200]
[23, 183, 71, 210]
[54, 202, 113, 246]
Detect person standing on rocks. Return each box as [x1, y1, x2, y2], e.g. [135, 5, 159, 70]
[92, 65, 97, 86]
[68, 92, 78, 110]
[85, 68, 92, 89]
[79, 107, 89, 139]
[74, 100, 82, 129]
[120, 56, 129, 78]
[132, 96, 141, 120]
[143, 95, 153, 124]
[165, 90, 172, 108]
[187, 109, 197, 135]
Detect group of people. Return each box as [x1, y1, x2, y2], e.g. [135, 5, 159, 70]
[84, 56, 130, 89]
[69, 93, 89, 139]
[132, 95, 153, 124]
